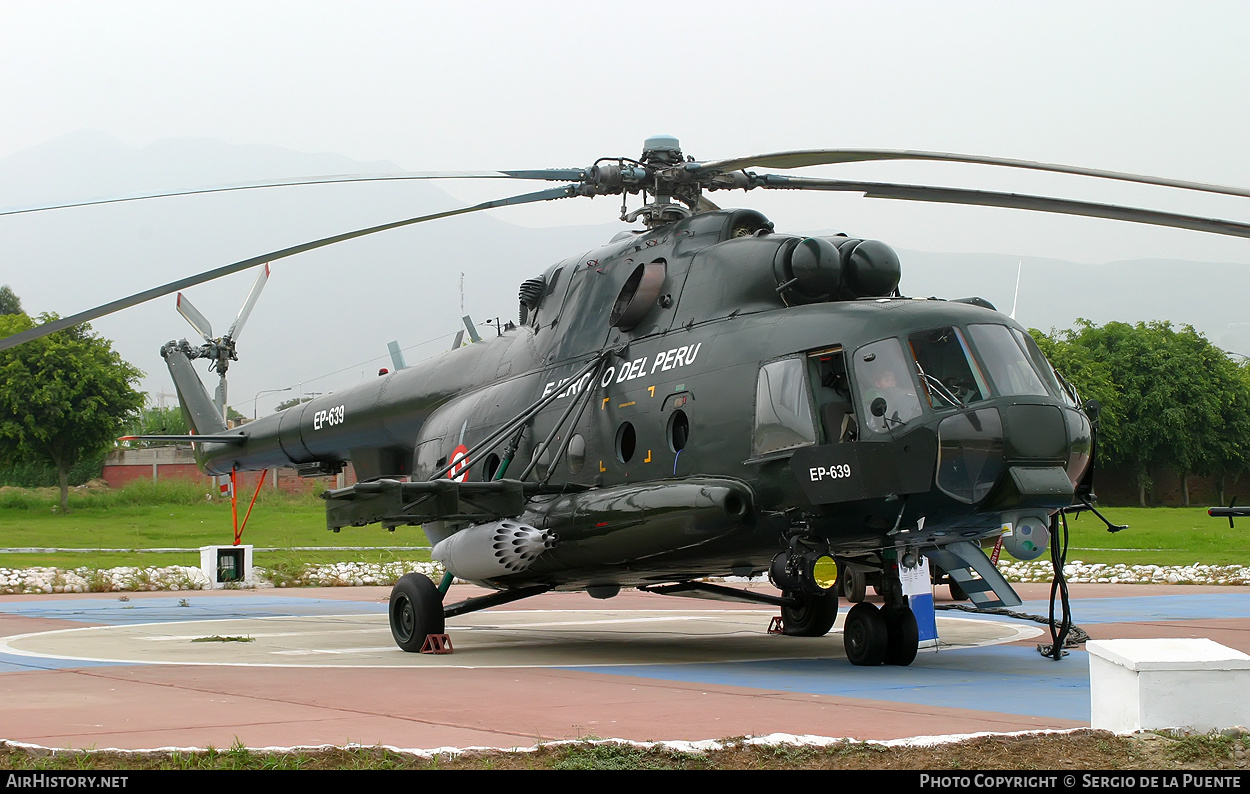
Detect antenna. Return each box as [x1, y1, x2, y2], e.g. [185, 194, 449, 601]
[1010, 260, 1023, 320]
[387, 340, 408, 371]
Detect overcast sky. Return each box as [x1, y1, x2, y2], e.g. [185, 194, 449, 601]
[3, 1, 1247, 247]
[2, 1, 1249, 407]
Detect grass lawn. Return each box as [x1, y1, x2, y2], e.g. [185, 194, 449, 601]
[1060, 506, 1246, 567]
[0, 483, 1244, 572]
[0, 481, 429, 570]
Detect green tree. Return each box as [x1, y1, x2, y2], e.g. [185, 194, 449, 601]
[275, 396, 314, 412]
[123, 404, 189, 444]
[0, 285, 22, 315]
[0, 312, 145, 511]
[1034, 320, 1250, 506]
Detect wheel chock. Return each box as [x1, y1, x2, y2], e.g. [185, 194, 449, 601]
[420, 634, 453, 654]
[768, 616, 785, 634]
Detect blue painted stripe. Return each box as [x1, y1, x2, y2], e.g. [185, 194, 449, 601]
[0, 596, 384, 625]
[564, 646, 1092, 721]
[944, 594, 1250, 625]
[0, 653, 132, 673]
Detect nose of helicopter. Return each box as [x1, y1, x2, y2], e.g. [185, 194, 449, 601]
[934, 401, 1090, 508]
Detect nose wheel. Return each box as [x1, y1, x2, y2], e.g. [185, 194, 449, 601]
[389, 573, 446, 652]
[780, 590, 840, 637]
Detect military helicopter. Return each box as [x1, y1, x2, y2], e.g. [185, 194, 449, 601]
[4, 135, 1250, 666]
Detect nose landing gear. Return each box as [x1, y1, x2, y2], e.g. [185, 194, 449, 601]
[770, 532, 841, 637]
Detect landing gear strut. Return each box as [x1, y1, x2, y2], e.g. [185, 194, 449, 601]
[389, 573, 446, 652]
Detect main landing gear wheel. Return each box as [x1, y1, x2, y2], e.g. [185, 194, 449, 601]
[884, 606, 919, 666]
[843, 602, 888, 665]
[781, 590, 840, 637]
[389, 572, 446, 652]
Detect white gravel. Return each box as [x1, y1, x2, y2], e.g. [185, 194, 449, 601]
[0, 560, 1246, 595]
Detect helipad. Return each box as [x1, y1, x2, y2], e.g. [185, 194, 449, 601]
[0, 582, 1245, 751]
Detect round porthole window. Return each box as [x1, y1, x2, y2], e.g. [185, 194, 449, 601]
[530, 446, 551, 479]
[567, 433, 586, 474]
[667, 410, 689, 453]
[615, 422, 636, 463]
[483, 453, 501, 481]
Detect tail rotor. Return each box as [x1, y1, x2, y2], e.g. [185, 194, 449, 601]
[175, 264, 270, 420]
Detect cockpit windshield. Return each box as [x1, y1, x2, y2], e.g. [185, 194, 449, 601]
[966, 324, 1050, 397]
[909, 326, 989, 407]
[854, 323, 1062, 434]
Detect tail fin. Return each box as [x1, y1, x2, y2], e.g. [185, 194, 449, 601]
[161, 340, 228, 437]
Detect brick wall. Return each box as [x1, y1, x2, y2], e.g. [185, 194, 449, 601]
[101, 447, 354, 494]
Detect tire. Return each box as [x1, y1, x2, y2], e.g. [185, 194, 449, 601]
[389, 573, 446, 652]
[781, 590, 839, 637]
[842, 566, 867, 603]
[884, 606, 919, 666]
[843, 602, 888, 666]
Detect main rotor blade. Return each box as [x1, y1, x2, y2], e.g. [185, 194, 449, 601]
[175, 293, 214, 342]
[0, 184, 576, 351]
[756, 175, 1250, 239]
[0, 169, 586, 218]
[225, 263, 270, 342]
[698, 149, 1250, 200]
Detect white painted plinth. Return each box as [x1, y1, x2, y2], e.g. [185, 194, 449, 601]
[1088, 638, 1250, 733]
[199, 545, 254, 589]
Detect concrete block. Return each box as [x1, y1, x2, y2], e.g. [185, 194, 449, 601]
[1088, 638, 1250, 733]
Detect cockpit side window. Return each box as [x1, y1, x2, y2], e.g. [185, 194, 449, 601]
[967, 323, 1050, 397]
[908, 327, 989, 407]
[853, 339, 925, 434]
[753, 358, 817, 456]
[807, 348, 856, 442]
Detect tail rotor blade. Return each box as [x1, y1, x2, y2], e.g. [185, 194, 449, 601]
[176, 293, 214, 341]
[225, 263, 270, 342]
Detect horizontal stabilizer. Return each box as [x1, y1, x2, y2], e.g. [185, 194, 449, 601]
[925, 540, 1023, 609]
[119, 434, 247, 445]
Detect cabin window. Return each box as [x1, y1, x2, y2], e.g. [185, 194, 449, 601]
[616, 422, 637, 463]
[567, 434, 586, 473]
[667, 410, 689, 453]
[753, 358, 817, 456]
[966, 324, 1050, 397]
[853, 339, 925, 434]
[483, 453, 501, 481]
[530, 446, 552, 479]
[908, 327, 989, 408]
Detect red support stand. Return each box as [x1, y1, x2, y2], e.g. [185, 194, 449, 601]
[421, 634, 454, 654]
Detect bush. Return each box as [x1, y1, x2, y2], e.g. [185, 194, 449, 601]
[0, 453, 106, 488]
